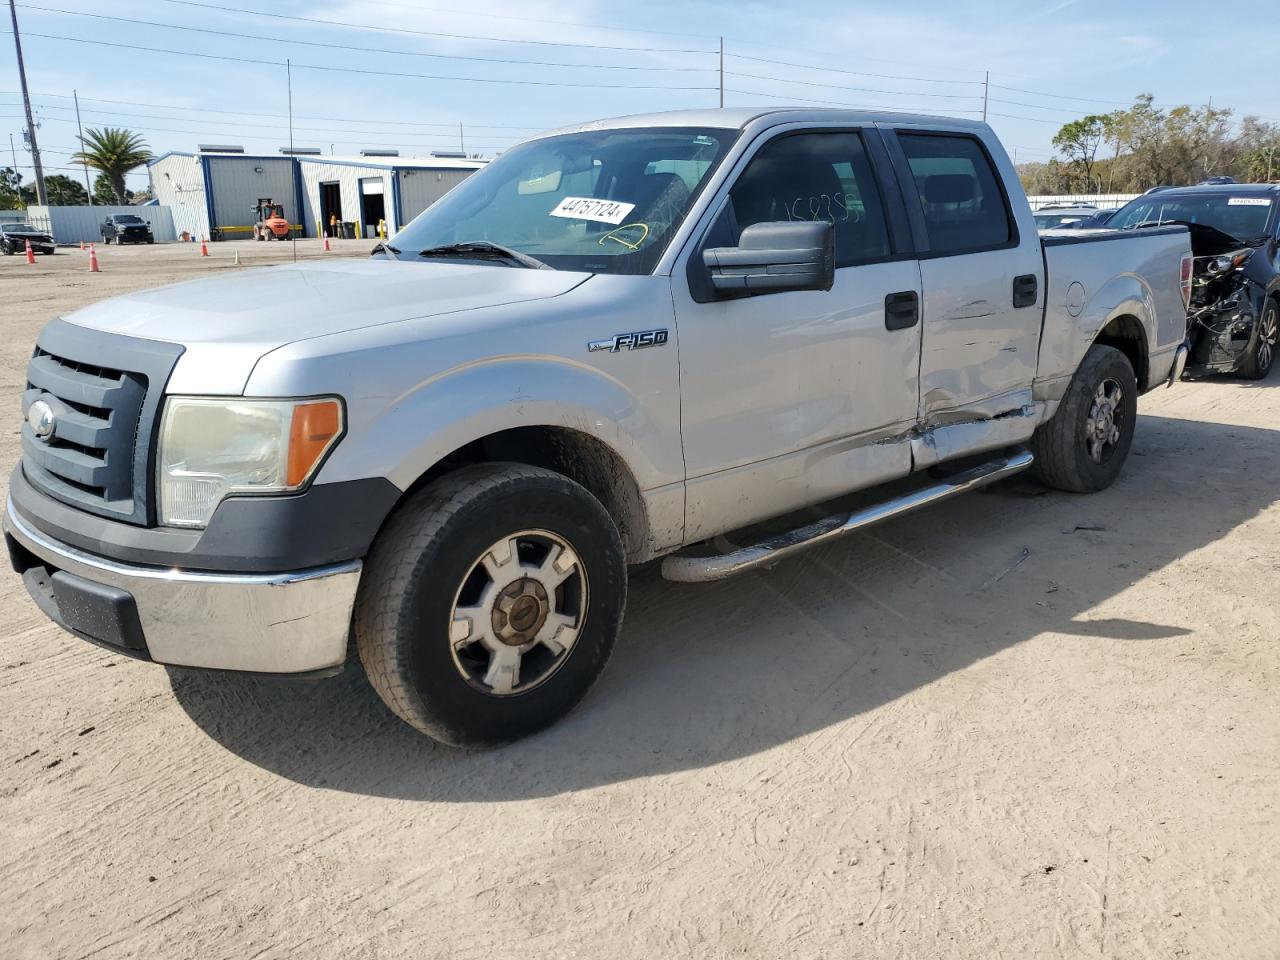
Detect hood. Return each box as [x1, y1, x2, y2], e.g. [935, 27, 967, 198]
[59, 258, 591, 394]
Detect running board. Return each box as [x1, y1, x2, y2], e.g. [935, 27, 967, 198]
[660, 448, 1035, 583]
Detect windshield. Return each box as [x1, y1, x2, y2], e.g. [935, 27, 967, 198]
[389, 127, 736, 274]
[114, 215, 144, 224]
[4, 224, 39, 234]
[1111, 192, 1277, 241]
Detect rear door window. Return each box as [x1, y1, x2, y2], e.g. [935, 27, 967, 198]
[897, 133, 1013, 255]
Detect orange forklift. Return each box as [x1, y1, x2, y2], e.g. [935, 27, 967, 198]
[251, 198, 292, 240]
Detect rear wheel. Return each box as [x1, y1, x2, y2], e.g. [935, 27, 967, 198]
[1032, 344, 1138, 493]
[1238, 299, 1278, 381]
[355, 463, 627, 746]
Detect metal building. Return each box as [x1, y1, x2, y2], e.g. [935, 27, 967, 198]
[149, 148, 304, 240]
[297, 155, 486, 239]
[150, 149, 485, 240]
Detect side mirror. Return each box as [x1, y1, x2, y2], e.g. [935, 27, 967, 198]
[703, 221, 835, 296]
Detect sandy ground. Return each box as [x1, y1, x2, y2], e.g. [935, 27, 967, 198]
[1, 242, 1278, 960]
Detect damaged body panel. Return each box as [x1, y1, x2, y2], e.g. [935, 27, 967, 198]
[1106, 185, 1280, 380]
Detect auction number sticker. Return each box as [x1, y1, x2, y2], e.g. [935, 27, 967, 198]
[550, 197, 636, 225]
[1227, 197, 1271, 206]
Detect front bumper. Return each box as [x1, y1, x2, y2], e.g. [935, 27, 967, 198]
[4, 497, 361, 674]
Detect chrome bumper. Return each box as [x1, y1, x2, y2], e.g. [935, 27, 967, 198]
[4, 497, 361, 674]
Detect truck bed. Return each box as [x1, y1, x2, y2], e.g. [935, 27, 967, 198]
[1036, 225, 1190, 393]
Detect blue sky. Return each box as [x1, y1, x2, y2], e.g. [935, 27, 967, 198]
[3, 0, 1278, 193]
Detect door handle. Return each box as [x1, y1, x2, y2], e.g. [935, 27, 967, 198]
[885, 290, 919, 330]
[1013, 274, 1038, 308]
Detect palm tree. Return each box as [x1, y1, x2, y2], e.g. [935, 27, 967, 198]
[71, 128, 152, 204]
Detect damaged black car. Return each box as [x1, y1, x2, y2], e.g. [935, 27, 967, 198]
[1110, 184, 1280, 379]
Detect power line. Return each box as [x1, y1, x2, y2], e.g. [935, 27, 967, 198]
[152, 0, 717, 54]
[987, 112, 1061, 125]
[725, 71, 983, 100]
[2, 90, 549, 131]
[725, 52, 982, 86]
[989, 83, 1143, 108]
[15, 32, 720, 91]
[16, 4, 716, 73]
[726, 88, 981, 116]
[6, 102, 523, 142]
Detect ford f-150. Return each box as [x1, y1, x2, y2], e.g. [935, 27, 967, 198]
[5, 108, 1193, 746]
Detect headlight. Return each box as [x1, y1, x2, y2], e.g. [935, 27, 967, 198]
[157, 397, 344, 528]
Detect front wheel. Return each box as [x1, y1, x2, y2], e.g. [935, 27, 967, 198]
[1032, 344, 1138, 493]
[355, 463, 627, 746]
[1237, 299, 1278, 381]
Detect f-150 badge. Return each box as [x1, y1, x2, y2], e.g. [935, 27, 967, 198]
[588, 329, 669, 353]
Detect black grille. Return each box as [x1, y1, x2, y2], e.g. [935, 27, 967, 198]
[21, 319, 184, 526]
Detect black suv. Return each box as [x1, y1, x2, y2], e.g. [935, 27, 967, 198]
[1110, 183, 1280, 379]
[0, 222, 55, 255]
[100, 214, 154, 245]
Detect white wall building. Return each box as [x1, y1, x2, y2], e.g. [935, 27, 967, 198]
[149, 148, 485, 241]
[297, 155, 486, 239]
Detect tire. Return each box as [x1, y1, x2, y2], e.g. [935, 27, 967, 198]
[102, 236, 111, 245]
[355, 463, 627, 747]
[1237, 298, 1278, 381]
[1031, 344, 1138, 493]
[146, 237, 154, 244]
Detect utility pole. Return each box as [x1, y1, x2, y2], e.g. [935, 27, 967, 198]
[459, 121, 465, 156]
[8, 0, 46, 205]
[8, 132, 16, 170]
[73, 88, 92, 206]
[718, 37, 724, 109]
[982, 70, 989, 122]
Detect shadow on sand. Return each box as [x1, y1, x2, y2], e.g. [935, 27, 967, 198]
[170, 414, 1278, 800]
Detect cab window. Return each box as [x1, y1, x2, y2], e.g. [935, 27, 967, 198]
[897, 133, 1013, 255]
[728, 132, 891, 268]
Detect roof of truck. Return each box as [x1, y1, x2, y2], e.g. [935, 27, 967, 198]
[541, 107, 987, 138]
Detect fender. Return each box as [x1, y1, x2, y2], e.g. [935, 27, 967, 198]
[320, 356, 678, 494]
[1035, 271, 1158, 401]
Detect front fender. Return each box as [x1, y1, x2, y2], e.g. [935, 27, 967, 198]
[321, 356, 678, 493]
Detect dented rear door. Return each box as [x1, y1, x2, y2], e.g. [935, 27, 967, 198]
[881, 126, 1044, 421]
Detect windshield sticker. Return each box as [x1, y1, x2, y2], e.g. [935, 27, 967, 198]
[549, 197, 636, 225]
[1227, 198, 1271, 206]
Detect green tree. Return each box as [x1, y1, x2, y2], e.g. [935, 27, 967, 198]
[1, 166, 24, 209]
[43, 174, 89, 205]
[72, 127, 152, 204]
[92, 174, 119, 206]
[1052, 114, 1109, 192]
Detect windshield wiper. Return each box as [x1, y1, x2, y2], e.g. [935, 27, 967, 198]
[417, 241, 552, 270]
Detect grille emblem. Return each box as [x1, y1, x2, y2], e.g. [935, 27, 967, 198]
[27, 399, 56, 440]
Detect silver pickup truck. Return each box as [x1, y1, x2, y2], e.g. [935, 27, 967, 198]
[6, 108, 1192, 746]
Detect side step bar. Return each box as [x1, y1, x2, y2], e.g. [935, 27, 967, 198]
[661, 448, 1035, 583]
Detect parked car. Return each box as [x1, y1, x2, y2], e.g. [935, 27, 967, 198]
[6, 108, 1193, 746]
[1198, 176, 1237, 186]
[1033, 203, 1099, 228]
[1109, 183, 1280, 378]
[1054, 207, 1122, 230]
[0, 222, 55, 255]
[100, 214, 154, 245]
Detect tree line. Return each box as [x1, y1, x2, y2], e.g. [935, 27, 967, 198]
[2, 127, 153, 209]
[1020, 94, 1280, 195]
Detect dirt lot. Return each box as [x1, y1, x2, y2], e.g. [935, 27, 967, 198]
[2, 243, 1278, 959]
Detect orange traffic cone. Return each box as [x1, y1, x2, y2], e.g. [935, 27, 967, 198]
[25, 239, 36, 264]
[323, 236, 331, 252]
[79, 239, 85, 251]
[200, 237, 209, 257]
[88, 243, 100, 273]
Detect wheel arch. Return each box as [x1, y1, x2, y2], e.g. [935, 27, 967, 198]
[396, 425, 652, 564]
[1092, 312, 1150, 391]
